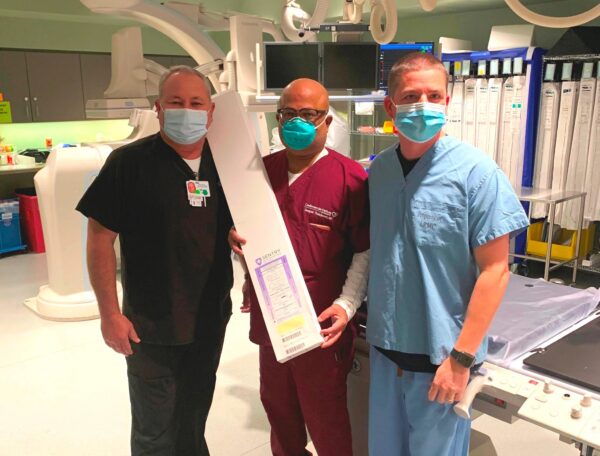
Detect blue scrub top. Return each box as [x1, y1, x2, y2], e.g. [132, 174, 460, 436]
[367, 136, 529, 365]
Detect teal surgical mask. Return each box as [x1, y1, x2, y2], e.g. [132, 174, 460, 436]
[393, 101, 446, 143]
[162, 107, 208, 145]
[281, 116, 326, 151]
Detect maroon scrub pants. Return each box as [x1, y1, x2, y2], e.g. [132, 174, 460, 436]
[258, 328, 354, 456]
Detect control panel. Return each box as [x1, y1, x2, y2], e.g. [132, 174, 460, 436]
[519, 379, 600, 449]
[455, 363, 600, 450]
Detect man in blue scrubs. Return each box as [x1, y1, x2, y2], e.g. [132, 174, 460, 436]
[367, 53, 529, 455]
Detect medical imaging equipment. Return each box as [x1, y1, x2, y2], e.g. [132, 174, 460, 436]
[348, 274, 600, 455]
[31, 0, 362, 319]
[25, 145, 116, 320]
[455, 275, 600, 455]
[282, 0, 600, 46]
[24, 110, 159, 320]
[27, 0, 241, 320]
[522, 318, 600, 393]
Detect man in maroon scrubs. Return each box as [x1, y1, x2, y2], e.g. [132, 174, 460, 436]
[230, 78, 369, 456]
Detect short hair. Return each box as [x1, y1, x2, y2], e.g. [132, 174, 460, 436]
[158, 65, 211, 98]
[387, 52, 449, 98]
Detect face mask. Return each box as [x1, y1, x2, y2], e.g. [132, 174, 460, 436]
[162, 107, 208, 145]
[280, 116, 326, 151]
[393, 102, 446, 143]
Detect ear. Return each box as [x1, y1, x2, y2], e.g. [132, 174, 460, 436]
[206, 102, 216, 128]
[384, 96, 396, 119]
[325, 115, 333, 126]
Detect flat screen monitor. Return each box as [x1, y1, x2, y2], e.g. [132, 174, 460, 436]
[378, 42, 435, 92]
[263, 42, 319, 90]
[322, 43, 378, 90]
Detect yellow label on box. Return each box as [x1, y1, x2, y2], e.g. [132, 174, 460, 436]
[276, 315, 305, 335]
[0, 101, 13, 123]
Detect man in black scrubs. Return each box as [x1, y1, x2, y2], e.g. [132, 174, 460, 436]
[77, 66, 233, 456]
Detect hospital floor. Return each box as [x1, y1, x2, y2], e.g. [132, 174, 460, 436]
[0, 253, 587, 456]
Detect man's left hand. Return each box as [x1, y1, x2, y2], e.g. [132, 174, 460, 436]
[428, 357, 470, 404]
[317, 304, 348, 349]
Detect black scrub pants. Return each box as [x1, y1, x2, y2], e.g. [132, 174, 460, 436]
[125, 325, 228, 456]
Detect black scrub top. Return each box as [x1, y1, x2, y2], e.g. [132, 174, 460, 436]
[77, 133, 233, 345]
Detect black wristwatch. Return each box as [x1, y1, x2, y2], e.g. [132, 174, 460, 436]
[450, 348, 475, 369]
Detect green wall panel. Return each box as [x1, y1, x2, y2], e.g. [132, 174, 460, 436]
[0, 119, 133, 151]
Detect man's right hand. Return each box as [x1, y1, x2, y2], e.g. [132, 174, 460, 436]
[101, 313, 140, 356]
[228, 227, 247, 256]
[240, 274, 252, 313]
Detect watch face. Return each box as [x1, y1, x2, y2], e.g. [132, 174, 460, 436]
[452, 349, 475, 368]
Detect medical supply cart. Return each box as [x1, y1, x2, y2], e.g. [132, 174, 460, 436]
[511, 188, 586, 283]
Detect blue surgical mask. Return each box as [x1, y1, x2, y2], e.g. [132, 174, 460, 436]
[393, 102, 446, 143]
[162, 107, 208, 145]
[280, 116, 326, 151]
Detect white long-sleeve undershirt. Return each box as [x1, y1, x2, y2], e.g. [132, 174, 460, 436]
[334, 249, 369, 320]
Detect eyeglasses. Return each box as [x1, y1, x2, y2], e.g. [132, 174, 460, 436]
[277, 108, 328, 123]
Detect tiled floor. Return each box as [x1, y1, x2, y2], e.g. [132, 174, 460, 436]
[0, 253, 587, 455]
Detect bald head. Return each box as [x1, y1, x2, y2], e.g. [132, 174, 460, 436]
[276, 78, 332, 156]
[278, 78, 329, 111]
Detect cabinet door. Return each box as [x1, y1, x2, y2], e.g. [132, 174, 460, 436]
[80, 53, 112, 103]
[0, 50, 32, 122]
[25, 51, 85, 121]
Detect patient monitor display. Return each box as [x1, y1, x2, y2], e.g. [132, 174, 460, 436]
[263, 42, 319, 90]
[322, 43, 378, 90]
[264, 42, 433, 92]
[378, 42, 435, 92]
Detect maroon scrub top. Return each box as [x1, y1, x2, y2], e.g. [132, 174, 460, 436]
[249, 148, 370, 346]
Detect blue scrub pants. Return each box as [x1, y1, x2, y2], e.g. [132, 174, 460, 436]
[368, 346, 470, 456]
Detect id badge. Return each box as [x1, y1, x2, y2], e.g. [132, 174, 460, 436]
[186, 180, 211, 207]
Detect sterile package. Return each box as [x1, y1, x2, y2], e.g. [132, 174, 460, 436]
[207, 90, 323, 362]
[487, 274, 600, 366]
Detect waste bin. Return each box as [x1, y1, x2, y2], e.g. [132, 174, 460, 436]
[15, 187, 46, 253]
[0, 199, 26, 254]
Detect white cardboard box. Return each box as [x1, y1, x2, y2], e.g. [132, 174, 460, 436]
[207, 90, 323, 362]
